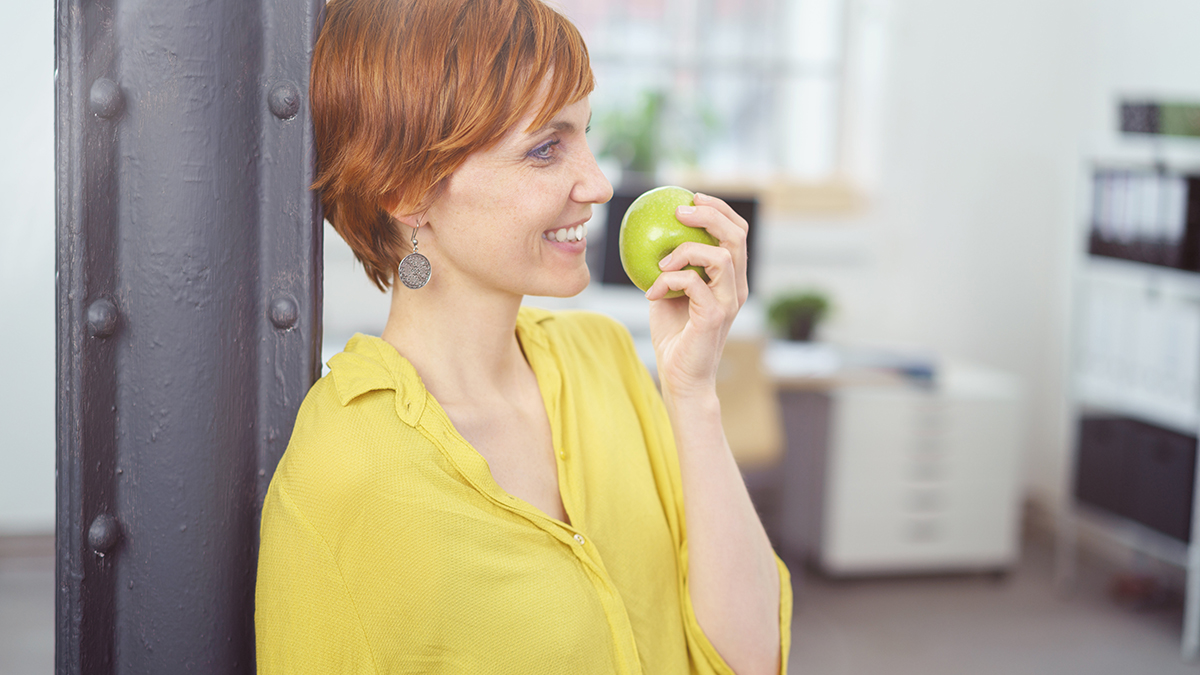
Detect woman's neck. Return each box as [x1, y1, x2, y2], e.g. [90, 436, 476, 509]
[380, 279, 529, 406]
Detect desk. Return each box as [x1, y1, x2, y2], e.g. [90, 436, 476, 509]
[768, 361, 1025, 576]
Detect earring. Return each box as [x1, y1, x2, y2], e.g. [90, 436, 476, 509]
[398, 224, 432, 290]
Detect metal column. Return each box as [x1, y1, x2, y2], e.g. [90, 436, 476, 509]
[55, 0, 323, 672]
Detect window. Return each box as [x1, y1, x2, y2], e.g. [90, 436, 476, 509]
[557, 0, 848, 183]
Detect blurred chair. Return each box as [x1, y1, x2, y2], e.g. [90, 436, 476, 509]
[715, 339, 786, 545]
[716, 339, 785, 469]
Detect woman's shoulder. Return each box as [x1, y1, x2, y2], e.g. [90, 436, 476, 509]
[290, 335, 419, 441]
[270, 335, 431, 508]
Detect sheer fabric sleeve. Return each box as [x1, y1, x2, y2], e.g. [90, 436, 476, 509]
[256, 481, 379, 675]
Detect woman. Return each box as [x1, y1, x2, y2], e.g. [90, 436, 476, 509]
[255, 0, 792, 673]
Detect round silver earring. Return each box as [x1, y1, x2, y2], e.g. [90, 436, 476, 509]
[398, 225, 432, 290]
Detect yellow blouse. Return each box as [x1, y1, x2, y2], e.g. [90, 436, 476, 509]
[255, 307, 792, 674]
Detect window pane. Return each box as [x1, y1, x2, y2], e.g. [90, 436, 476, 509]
[781, 75, 840, 178]
[787, 0, 845, 66]
[557, 0, 846, 180]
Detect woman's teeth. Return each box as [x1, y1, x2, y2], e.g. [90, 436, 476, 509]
[544, 224, 587, 243]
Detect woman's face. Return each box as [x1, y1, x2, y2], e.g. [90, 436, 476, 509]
[418, 90, 613, 300]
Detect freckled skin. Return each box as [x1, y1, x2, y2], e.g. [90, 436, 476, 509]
[415, 96, 612, 301]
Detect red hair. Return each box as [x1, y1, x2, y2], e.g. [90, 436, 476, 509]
[311, 0, 594, 290]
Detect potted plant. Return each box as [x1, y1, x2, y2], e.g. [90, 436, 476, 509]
[597, 91, 665, 186]
[767, 290, 831, 342]
[596, 90, 719, 188]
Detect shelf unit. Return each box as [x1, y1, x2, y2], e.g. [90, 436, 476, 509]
[1061, 157, 1200, 660]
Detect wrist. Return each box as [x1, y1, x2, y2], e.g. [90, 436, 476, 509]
[661, 382, 721, 417]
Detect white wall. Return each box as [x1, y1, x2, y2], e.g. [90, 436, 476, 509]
[323, 222, 394, 357]
[0, 1, 56, 534]
[761, 0, 1200, 512]
[761, 0, 1094, 509]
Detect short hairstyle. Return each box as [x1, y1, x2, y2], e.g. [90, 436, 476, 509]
[311, 0, 594, 291]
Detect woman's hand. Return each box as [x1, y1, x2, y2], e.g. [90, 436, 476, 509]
[644, 193, 750, 399]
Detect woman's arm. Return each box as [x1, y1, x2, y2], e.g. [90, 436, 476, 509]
[257, 482, 379, 675]
[644, 193, 784, 675]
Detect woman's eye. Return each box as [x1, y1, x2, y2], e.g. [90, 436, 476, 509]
[530, 140, 559, 161]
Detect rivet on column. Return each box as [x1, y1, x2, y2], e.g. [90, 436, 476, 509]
[87, 514, 121, 556]
[86, 298, 119, 338]
[89, 78, 124, 119]
[269, 296, 299, 330]
[268, 81, 301, 120]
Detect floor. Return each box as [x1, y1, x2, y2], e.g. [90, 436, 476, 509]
[0, 537, 54, 675]
[2, 533, 1197, 674]
[788, 531, 1199, 674]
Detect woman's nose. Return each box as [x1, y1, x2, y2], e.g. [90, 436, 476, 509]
[574, 148, 613, 206]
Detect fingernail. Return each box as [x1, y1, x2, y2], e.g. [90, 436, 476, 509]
[658, 253, 672, 269]
[694, 192, 708, 201]
[677, 205, 695, 215]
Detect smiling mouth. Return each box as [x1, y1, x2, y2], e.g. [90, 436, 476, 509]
[543, 224, 587, 243]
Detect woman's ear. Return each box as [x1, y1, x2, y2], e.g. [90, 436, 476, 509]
[379, 192, 422, 229]
[382, 201, 426, 250]
[388, 208, 433, 257]
[390, 210, 422, 230]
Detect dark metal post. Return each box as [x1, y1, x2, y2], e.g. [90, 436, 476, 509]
[55, 0, 323, 672]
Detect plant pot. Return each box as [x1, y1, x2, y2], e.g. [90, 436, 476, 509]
[787, 314, 817, 342]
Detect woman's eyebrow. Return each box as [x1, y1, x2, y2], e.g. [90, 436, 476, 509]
[528, 113, 592, 137]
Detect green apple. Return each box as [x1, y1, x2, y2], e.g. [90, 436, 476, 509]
[618, 185, 718, 298]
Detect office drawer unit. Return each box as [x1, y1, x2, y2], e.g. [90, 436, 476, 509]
[816, 366, 1024, 575]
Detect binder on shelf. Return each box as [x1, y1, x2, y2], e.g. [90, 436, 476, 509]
[1088, 167, 1200, 271]
[1075, 414, 1196, 544]
[1074, 270, 1200, 434]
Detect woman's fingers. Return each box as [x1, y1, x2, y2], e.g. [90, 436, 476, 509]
[674, 199, 747, 251]
[674, 194, 749, 305]
[645, 268, 728, 330]
[656, 241, 739, 312]
[695, 192, 749, 233]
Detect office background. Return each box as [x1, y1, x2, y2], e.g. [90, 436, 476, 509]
[4, 0, 1200, 671]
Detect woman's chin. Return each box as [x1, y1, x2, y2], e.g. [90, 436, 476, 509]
[531, 266, 590, 299]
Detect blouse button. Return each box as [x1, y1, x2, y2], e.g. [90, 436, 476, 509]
[573, 534, 585, 545]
